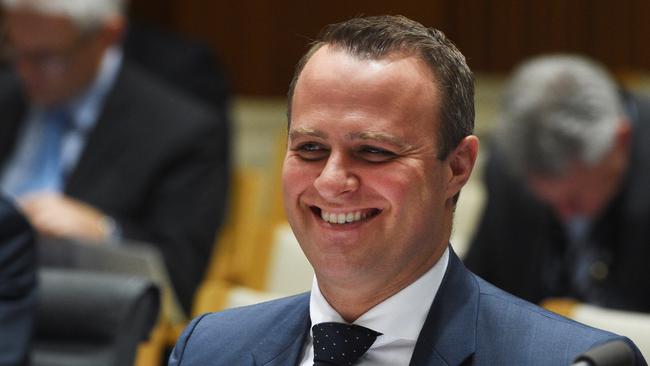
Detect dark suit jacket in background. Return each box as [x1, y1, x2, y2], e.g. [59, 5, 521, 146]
[0, 195, 36, 366]
[0, 62, 230, 313]
[465, 93, 650, 313]
[168, 249, 646, 365]
[123, 21, 231, 119]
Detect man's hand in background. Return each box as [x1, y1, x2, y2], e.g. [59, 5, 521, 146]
[18, 192, 111, 241]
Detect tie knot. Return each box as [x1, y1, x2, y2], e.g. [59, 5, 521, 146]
[312, 322, 382, 366]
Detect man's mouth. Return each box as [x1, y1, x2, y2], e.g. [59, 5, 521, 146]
[310, 206, 381, 225]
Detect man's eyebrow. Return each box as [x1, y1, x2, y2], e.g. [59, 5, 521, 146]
[288, 127, 328, 140]
[348, 131, 413, 150]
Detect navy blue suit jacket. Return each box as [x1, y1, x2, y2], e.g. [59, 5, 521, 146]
[0, 195, 36, 366]
[169, 249, 646, 365]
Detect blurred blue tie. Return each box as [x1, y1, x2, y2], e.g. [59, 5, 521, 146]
[13, 108, 72, 196]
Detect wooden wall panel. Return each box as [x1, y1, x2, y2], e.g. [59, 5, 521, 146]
[129, 0, 649, 96]
[631, 1, 650, 70]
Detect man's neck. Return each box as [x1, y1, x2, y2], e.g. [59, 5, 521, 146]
[317, 244, 447, 323]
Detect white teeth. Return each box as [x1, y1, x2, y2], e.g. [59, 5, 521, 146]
[321, 211, 329, 222]
[320, 210, 375, 224]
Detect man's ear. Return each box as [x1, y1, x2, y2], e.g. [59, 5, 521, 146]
[446, 135, 479, 200]
[99, 15, 126, 46]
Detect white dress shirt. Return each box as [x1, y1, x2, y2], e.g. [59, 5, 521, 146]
[298, 247, 449, 366]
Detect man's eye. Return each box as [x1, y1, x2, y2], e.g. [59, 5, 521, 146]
[358, 146, 397, 162]
[293, 143, 329, 161]
[300, 143, 322, 152]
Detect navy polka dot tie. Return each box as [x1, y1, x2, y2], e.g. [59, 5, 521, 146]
[312, 322, 382, 365]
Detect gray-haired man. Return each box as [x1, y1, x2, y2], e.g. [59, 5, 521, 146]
[466, 55, 650, 313]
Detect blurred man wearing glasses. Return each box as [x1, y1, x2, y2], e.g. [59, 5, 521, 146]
[0, 0, 229, 313]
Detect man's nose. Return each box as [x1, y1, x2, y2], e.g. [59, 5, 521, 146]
[313, 154, 359, 199]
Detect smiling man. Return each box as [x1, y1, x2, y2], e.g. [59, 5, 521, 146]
[169, 16, 646, 366]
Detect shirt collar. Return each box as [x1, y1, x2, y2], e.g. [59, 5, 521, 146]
[309, 247, 449, 343]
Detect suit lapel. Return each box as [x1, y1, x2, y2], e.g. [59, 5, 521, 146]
[410, 248, 478, 366]
[64, 64, 132, 195]
[251, 294, 311, 366]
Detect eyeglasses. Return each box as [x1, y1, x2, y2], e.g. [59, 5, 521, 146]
[0, 30, 96, 77]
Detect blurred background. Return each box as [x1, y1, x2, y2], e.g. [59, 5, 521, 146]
[129, 0, 650, 96]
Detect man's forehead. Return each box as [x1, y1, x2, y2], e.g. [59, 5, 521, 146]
[7, 9, 78, 45]
[290, 45, 441, 148]
[294, 46, 437, 108]
[300, 45, 434, 85]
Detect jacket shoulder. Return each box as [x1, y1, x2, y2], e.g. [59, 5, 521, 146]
[473, 276, 640, 364]
[169, 293, 310, 365]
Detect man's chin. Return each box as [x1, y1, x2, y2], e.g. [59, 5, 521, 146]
[27, 94, 57, 107]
